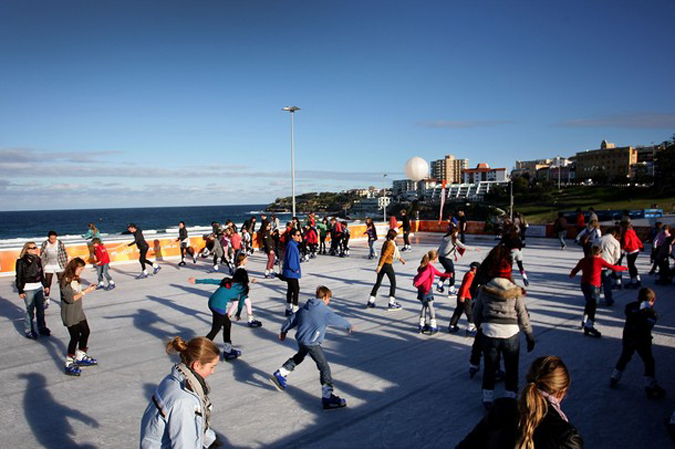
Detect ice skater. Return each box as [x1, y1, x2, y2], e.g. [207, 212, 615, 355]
[127, 223, 160, 279]
[436, 225, 471, 295]
[92, 238, 115, 291]
[620, 222, 644, 289]
[281, 228, 303, 316]
[176, 221, 197, 266]
[610, 288, 665, 399]
[412, 250, 452, 334]
[569, 245, 627, 338]
[15, 242, 50, 339]
[188, 270, 248, 361]
[400, 209, 412, 251]
[448, 261, 480, 334]
[365, 217, 378, 259]
[59, 258, 99, 376]
[226, 253, 262, 328]
[367, 229, 405, 310]
[269, 286, 353, 410]
[40, 230, 68, 308]
[501, 223, 529, 286]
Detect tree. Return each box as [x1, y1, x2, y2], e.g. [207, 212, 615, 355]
[512, 176, 529, 194]
[655, 145, 675, 194]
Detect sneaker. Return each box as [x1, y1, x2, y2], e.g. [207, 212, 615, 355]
[584, 326, 602, 338]
[469, 364, 480, 379]
[64, 363, 81, 377]
[269, 370, 287, 391]
[322, 394, 347, 410]
[75, 353, 98, 367]
[38, 328, 51, 337]
[646, 385, 666, 399]
[223, 348, 241, 361]
[105, 283, 116, 291]
[248, 320, 263, 328]
[153, 265, 162, 275]
[387, 302, 402, 312]
[448, 325, 460, 333]
[25, 331, 38, 340]
[136, 273, 148, 280]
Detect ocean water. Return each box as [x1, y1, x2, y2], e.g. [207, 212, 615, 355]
[0, 204, 292, 245]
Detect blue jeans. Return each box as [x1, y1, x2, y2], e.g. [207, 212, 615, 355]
[557, 230, 567, 248]
[96, 264, 113, 284]
[482, 333, 520, 393]
[22, 289, 47, 335]
[601, 270, 613, 305]
[581, 282, 600, 324]
[283, 344, 332, 387]
[368, 240, 375, 257]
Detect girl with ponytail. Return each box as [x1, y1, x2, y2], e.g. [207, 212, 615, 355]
[412, 250, 452, 334]
[141, 336, 221, 448]
[456, 356, 583, 449]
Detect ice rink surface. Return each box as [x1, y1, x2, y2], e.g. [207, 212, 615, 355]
[1, 233, 673, 448]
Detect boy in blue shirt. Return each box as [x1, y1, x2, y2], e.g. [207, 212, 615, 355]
[270, 285, 353, 409]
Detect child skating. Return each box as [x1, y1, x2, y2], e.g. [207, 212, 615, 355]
[448, 261, 480, 335]
[368, 229, 405, 310]
[270, 286, 353, 410]
[92, 238, 115, 291]
[610, 287, 665, 399]
[412, 250, 453, 334]
[570, 245, 627, 338]
[226, 253, 262, 328]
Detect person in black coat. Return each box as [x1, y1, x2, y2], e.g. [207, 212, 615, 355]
[457, 356, 583, 449]
[15, 241, 51, 338]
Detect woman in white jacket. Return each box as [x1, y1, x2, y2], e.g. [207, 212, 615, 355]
[141, 336, 221, 449]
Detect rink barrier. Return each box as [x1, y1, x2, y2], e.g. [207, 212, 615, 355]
[0, 220, 652, 275]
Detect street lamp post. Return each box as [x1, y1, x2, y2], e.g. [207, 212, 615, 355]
[282, 106, 301, 218]
[383, 174, 388, 223]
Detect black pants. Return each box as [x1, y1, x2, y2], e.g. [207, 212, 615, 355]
[482, 333, 520, 393]
[206, 309, 231, 344]
[67, 320, 90, 356]
[282, 344, 333, 387]
[470, 329, 483, 366]
[139, 245, 153, 271]
[44, 272, 63, 294]
[616, 340, 655, 377]
[438, 257, 456, 286]
[626, 252, 639, 279]
[180, 244, 194, 261]
[286, 278, 300, 305]
[370, 263, 396, 298]
[403, 230, 410, 246]
[459, 230, 466, 244]
[449, 297, 473, 327]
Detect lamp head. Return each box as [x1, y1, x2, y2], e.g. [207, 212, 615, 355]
[283, 106, 301, 113]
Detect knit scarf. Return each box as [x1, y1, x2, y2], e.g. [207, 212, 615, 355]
[537, 389, 568, 423]
[175, 363, 212, 436]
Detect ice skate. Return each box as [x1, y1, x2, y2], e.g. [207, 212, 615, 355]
[248, 319, 263, 328]
[583, 325, 602, 338]
[153, 265, 162, 275]
[223, 348, 241, 361]
[64, 358, 82, 377]
[75, 350, 98, 367]
[136, 273, 148, 280]
[269, 370, 287, 391]
[322, 394, 347, 410]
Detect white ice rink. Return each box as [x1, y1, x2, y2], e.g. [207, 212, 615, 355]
[1, 233, 673, 448]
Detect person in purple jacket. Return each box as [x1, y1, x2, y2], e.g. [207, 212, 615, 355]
[281, 228, 302, 316]
[269, 285, 353, 409]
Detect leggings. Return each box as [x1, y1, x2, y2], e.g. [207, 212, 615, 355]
[180, 244, 194, 261]
[206, 309, 231, 344]
[67, 320, 90, 356]
[266, 250, 275, 271]
[438, 257, 456, 287]
[286, 278, 300, 306]
[626, 252, 639, 279]
[44, 272, 63, 296]
[227, 298, 253, 319]
[370, 263, 396, 298]
[449, 297, 473, 327]
[419, 300, 436, 321]
[138, 246, 154, 271]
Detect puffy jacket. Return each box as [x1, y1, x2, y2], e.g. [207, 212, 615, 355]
[456, 398, 583, 449]
[281, 297, 352, 346]
[140, 365, 216, 449]
[282, 240, 301, 279]
[15, 255, 47, 294]
[473, 277, 532, 335]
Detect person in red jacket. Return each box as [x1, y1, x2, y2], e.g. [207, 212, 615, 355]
[92, 238, 115, 291]
[413, 250, 453, 334]
[621, 222, 644, 289]
[570, 245, 627, 338]
[448, 262, 480, 334]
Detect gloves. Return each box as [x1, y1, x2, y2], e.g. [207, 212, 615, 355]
[526, 333, 536, 353]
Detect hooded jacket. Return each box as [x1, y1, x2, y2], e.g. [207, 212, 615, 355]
[599, 234, 621, 265]
[473, 277, 532, 336]
[281, 297, 352, 346]
[282, 240, 301, 279]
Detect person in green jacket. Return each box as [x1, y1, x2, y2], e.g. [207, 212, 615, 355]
[316, 218, 329, 255]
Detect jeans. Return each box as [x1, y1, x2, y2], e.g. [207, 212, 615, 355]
[22, 289, 47, 334]
[67, 320, 90, 356]
[601, 270, 613, 305]
[282, 344, 333, 387]
[482, 333, 520, 394]
[206, 308, 232, 344]
[368, 240, 375, 257]
[438, 257, 455, 287]
[616, 340, 655, 377]
[96, 264, 113, 284]
[370, 263, 396, 298]
[581, 282, 600, 324]
[557, 230, 567, 248]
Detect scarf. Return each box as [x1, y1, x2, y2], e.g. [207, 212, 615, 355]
[537, 389, 568, 423]
[175, 363, 212, 435]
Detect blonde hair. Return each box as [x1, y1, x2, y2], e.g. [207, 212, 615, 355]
[19, 241, 38, 259]
[516, 356, 571, 449]
[88, 222, 98, 233]
[166, 336, 220, 367]
[418, 250, 438, 269]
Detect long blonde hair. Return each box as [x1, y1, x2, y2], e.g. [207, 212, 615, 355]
[19, 241, 37, 259]
[418, 250, 438, 269]
[516, 356, 571, 449]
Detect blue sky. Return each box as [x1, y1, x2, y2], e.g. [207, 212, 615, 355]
[1, 0, 674, 210]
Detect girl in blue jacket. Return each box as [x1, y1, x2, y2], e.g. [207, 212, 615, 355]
[188, 269, 249, 361]
[281, 229, 302, 316]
